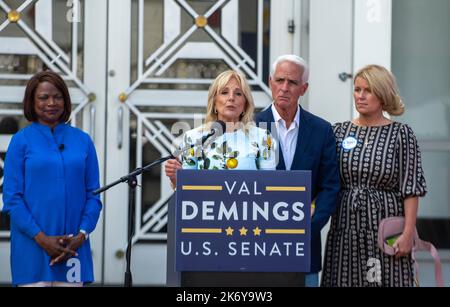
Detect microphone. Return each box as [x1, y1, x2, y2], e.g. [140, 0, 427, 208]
[172, 120, 226, 157]
[201, 120, 226, 144]
[59, 144, 65, 151]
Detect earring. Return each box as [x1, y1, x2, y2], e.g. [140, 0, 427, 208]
[240, 112, 245, 117]
[214, 108, 218, 115]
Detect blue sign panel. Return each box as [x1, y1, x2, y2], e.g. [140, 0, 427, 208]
[175, 170, 311, 272]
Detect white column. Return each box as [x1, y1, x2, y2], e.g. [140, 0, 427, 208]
[269, 0, 294, 67]
[353, 0, 392, 69]
[84, 0, 108, 284]
[309, 0, 353, 123]
[353, 0, 392, 118]
[105, 0, 132, 284]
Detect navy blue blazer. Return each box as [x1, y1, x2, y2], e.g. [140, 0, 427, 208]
[256, 106, 340, 273]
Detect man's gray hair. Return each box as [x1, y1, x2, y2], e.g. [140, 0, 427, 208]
[271, 55, 309, 83]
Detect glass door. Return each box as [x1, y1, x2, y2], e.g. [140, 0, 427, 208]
[392, 0, 450, 277]
[0, 0, 304, 286]
[103, 0, 301, 285]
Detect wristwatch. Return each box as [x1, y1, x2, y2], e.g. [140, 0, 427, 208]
[79, 229, 89, 240]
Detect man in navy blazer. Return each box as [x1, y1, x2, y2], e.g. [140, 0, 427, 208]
[256, 55, 340, 287]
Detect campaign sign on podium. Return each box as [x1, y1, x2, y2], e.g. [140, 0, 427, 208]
[175, 170, 311, 272]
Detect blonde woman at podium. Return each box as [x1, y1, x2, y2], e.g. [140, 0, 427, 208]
[165, 70, 276, 187]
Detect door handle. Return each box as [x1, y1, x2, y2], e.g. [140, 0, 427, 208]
[339, 72, 353, 82]
[117, 106, 123, 149]
[89, 105, 96, 142]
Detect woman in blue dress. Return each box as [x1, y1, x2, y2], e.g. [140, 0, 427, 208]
[165, 70, 276, 185]
[2, 71, 102, 286]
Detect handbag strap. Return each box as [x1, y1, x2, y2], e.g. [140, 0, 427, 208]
[413, 238, 444, 287]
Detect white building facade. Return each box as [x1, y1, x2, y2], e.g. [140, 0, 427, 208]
[0, 0, 448, 286]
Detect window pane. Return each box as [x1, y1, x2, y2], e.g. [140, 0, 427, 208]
[392, 0, 450, 141]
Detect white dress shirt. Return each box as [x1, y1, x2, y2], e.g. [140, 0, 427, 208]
[271, 104, 300, 170]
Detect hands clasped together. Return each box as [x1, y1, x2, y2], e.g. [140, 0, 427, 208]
[34, 232, 86, 266]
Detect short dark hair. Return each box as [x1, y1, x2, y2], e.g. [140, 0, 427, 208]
[23, 71, 72, 123]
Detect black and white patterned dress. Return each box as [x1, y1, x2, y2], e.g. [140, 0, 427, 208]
[321, 121, 427, 287]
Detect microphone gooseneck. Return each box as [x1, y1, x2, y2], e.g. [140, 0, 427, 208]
[172, 121, 227, 157]
[215, 120, 226, 134]
[201, 120, 226, 144]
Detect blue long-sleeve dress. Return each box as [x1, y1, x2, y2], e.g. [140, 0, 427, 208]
[2, 122, 102, 286]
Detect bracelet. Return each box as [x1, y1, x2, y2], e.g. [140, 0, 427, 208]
[79, 229, 89, 240]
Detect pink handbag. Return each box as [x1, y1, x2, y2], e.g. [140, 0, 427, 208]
[378, 216, 444, 287]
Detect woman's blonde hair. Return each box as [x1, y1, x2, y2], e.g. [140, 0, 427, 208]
[354, 64, 405, 116]
[205, 70, 255, 126]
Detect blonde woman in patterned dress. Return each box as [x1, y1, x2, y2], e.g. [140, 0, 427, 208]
[165, 70, 276, 186]
[321, 65, 427, 287]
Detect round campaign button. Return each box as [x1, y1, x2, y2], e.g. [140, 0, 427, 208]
[342, 136, 357, 150]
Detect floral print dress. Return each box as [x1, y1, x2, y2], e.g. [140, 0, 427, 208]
[179, 125, 276, 171]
